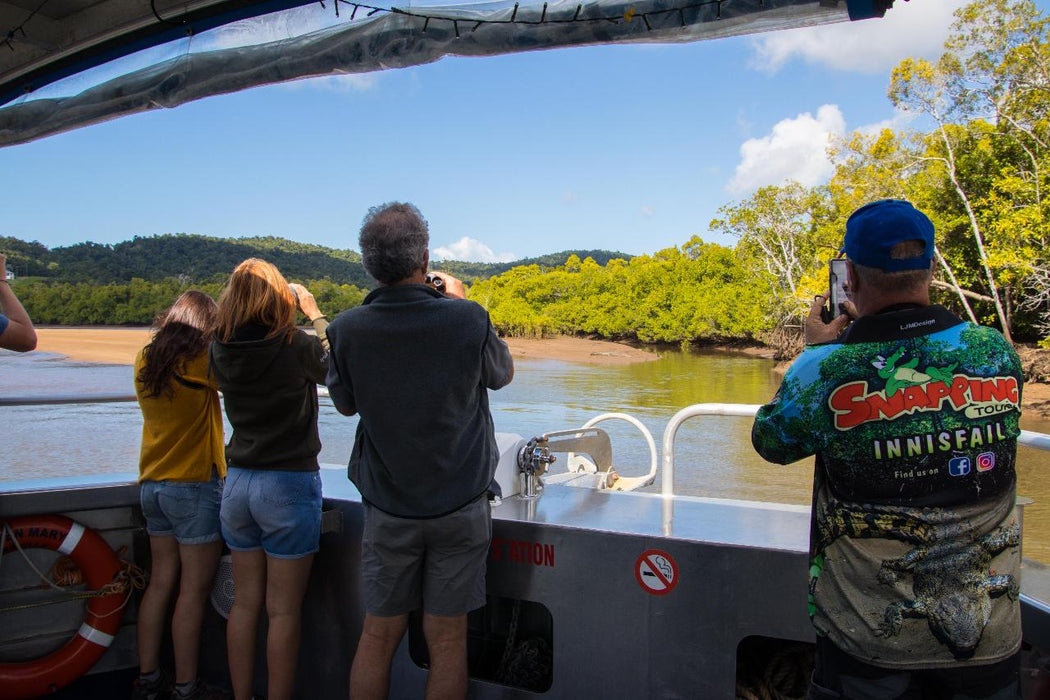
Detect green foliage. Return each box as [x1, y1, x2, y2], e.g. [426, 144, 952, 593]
[0, 235, 625, 328]
[303, 280, 368, 320]
[45, 234, 372, 288]
[0, 236, 53, 277]
[433, 250, 634, 284]
[710, 183, 836, 335]
[470, 241, 769, 343]
[883, 0, 1050, 342]
[14, 277, 366, 326]
[0, 234, 368, 286]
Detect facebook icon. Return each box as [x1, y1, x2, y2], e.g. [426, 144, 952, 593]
[949, 457, 972, 477]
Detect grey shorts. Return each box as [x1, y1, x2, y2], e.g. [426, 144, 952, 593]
[362, 495, 491, 617]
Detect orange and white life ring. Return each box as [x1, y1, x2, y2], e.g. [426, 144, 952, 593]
[0, 514, 126, 700]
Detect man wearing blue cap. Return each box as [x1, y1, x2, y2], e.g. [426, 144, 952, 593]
[752, 200, 1024, 698]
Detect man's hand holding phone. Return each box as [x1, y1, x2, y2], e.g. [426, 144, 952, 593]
[806, 293, 853, 345]
[807, 258, 856, 345]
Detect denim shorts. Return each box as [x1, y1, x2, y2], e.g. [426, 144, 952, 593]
[140, 469, 223, 545]
[220, 467, 322, 559]
[362, 495, 491, 616]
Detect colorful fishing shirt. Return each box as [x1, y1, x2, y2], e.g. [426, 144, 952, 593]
[752, 304, 1023, 669]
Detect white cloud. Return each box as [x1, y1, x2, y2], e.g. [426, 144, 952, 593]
[727, 104, 845, 194]
[747, 0, 966, 75]
[562, 189, 579, 204]
[433, 237, 517, 263]
[640, 206, 656, 218]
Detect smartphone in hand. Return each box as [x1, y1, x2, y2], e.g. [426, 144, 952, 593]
[822, 258, 850, 322]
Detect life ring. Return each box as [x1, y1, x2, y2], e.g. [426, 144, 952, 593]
[0, 514, 126, 700]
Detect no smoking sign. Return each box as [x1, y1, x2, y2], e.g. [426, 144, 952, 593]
[634, 549, 679, 595]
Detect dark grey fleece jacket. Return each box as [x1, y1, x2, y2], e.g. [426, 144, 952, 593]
[325, 285, 513, 518]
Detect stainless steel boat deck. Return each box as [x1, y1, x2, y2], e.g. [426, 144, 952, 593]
[4, 461, 1050, 698]
[3, 398, 1050, 698]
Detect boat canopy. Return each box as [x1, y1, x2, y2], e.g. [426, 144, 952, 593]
[0, 0, 893, 147]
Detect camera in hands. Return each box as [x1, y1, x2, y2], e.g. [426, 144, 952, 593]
[424, 273, 445, 293]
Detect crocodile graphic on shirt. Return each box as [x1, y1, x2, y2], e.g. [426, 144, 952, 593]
[817, 499, 1019, 659]
[872, 347, 958, 398]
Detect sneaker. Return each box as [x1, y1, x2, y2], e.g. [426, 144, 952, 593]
[172, 679, 232, 700]
[131, 670, 172, 700]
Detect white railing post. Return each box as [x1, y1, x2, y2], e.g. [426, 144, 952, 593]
[660, 403, 762, 499]
[1021, 430, 1050, 452]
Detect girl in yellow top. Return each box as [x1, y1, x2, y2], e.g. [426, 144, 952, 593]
[133, 290, 227, 700]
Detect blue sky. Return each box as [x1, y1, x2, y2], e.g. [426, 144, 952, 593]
[0, 0, 991, 262]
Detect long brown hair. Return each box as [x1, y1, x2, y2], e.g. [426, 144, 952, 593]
[215, 258, 297, 343]
[138, 290, 218, 399]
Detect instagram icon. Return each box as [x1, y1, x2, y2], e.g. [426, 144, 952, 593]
[977, 452, 996, 472]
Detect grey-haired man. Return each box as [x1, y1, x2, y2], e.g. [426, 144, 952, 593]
[325, 202, 514, 699]
[752, 200, 1024, 699]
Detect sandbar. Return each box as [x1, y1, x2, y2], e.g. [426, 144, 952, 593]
[35, 327, 152, 365]
[34, 327, 659, 367]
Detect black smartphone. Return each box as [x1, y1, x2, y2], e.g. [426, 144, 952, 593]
[822, 258, 849, 322]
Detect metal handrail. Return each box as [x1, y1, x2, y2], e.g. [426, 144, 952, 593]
[579, 412, 659, 488]
[660, 403, 1050, 498]
[0, 394, 138, 406]
[4, 395, 1049, 494]
[661, 404, 762, 498]
[1022, 429, 1050, 451]
[0, 387, 332, 407]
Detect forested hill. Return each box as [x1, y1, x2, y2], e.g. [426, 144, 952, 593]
[0, 235, 370, 287]
[0, 234, 631, 287]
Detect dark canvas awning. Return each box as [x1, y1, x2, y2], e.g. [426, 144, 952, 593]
[0, 0, 894, 146]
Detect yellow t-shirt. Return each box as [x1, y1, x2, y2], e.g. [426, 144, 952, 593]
[135, 349, 226, 482]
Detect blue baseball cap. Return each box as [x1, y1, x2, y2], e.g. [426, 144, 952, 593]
[843, 199, 935, 272]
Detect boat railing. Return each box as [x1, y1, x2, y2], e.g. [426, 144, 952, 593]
[4, 395, 1049, 501]
[0, 393, 139, 406]
[0, 387, 334, 406]
[661, 403, 762, 498]
[660, 403, 1050, 499]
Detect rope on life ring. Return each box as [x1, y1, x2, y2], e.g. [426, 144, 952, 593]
[0, 514, 128, 700]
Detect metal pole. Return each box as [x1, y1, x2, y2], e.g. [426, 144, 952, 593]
[660, 403, 761, 499]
